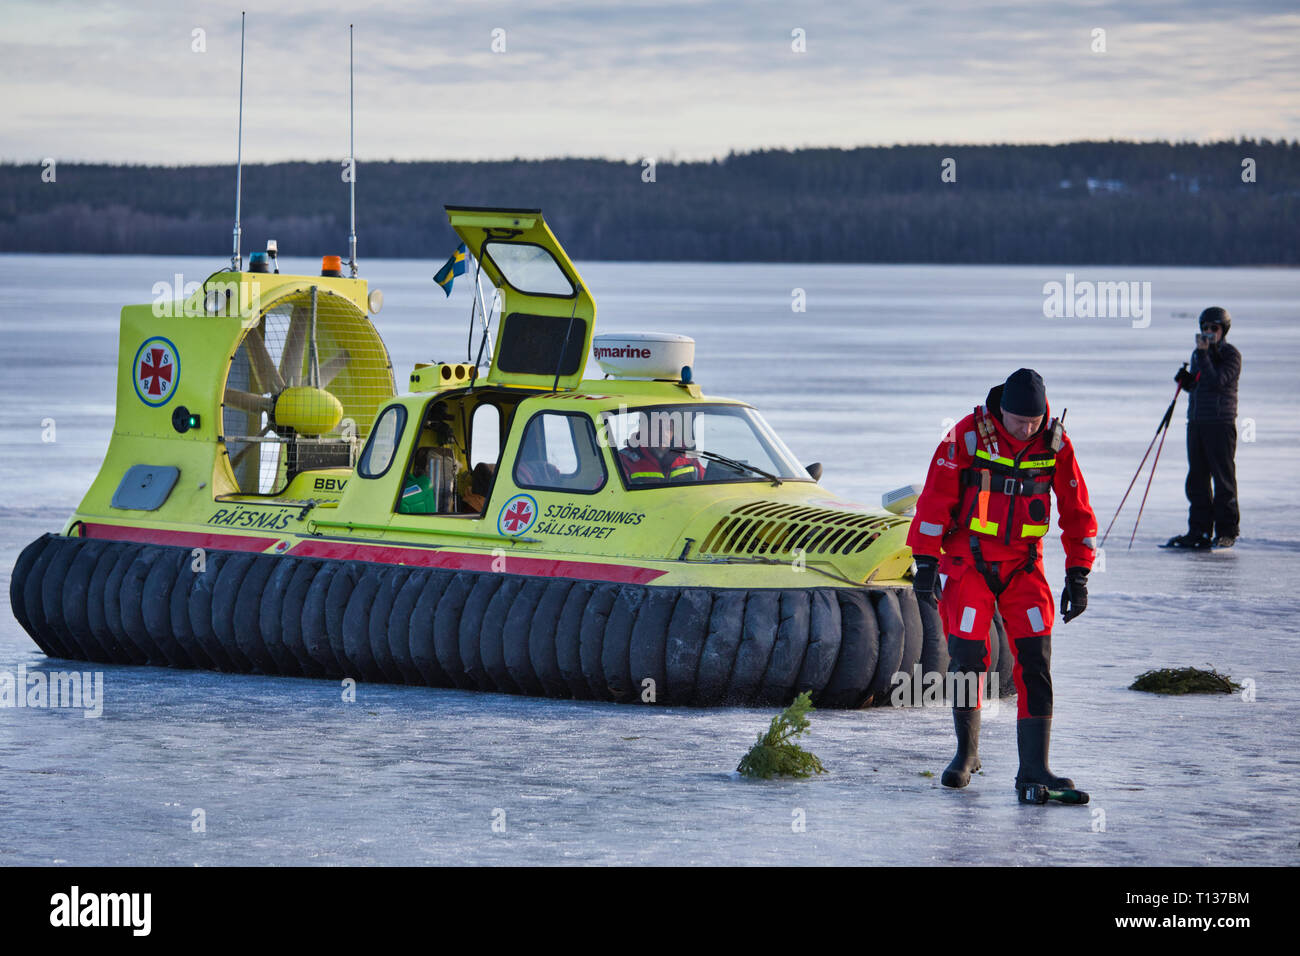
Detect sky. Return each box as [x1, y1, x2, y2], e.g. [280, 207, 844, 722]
[3, 0, 1298, 164]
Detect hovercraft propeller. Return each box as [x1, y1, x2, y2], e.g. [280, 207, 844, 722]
[223, 294, 351, 437]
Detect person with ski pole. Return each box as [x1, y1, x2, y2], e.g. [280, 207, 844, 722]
[1165, 307, 1242, 550]
[906, 369, 1098, 803]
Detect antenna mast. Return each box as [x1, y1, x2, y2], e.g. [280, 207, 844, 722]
[347, 23, 358, 277]
[231, 11, 246, 272]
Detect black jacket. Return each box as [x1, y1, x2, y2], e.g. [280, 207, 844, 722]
[1184, 341, 1241, 423]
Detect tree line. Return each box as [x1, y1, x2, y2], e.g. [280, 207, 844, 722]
[1, 140, 1295, 264]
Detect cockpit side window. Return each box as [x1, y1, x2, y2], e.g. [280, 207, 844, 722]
[512, 412, 606, 493]
[357, 405, 406, 479]
[471, 403, 501, 468]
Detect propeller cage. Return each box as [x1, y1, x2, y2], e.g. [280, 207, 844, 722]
[222, 286, 395, 495]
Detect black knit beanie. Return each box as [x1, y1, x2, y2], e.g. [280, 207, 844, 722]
[1001, 368, 1047, 417]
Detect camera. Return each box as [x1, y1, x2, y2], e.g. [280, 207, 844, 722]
[1197, 332, 1215, 345]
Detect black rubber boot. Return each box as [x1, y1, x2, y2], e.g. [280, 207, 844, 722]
[941, 707, 981, 788]
[1014, 717, 1074, 790]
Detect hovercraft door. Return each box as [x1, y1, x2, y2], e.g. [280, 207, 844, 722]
[395, 394, 514, 518]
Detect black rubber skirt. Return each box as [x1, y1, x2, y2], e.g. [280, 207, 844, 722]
[9, 534, 1014, 708]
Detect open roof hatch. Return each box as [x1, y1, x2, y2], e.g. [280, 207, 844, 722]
[445, 205, 595, 391]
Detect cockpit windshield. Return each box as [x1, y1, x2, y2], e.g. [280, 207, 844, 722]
[601, 403, 810, 488]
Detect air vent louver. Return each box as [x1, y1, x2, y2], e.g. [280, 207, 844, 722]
[698, 502, 908, 557]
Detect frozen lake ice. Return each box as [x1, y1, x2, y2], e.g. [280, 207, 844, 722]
[1, 253, 1297, 865]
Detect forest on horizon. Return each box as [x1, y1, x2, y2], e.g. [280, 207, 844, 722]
[1, 139, 1296, 265]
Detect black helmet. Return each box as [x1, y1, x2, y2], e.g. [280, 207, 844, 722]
[1199, 306, 1231, 336]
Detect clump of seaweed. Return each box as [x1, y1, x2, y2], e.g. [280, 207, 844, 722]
[1130, 666, 1240, 695]
[737, 691, 827, 779]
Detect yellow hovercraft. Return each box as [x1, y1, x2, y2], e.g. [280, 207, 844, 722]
[9, 207, 1016, 707]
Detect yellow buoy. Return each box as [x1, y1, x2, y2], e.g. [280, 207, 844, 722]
[274, 386, 343, 435]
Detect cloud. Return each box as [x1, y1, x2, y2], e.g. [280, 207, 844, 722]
[1, 0, 1295, 163]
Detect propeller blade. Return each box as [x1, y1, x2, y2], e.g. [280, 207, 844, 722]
[230, 442, 255, 468]
[244, 328, 285, 394]
[280, 307, 309, 387]
[318, 349, 351, 389]
[224, 387, 275, 416]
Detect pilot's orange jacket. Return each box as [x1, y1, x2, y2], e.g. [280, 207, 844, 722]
[906, 394, 1098, 572]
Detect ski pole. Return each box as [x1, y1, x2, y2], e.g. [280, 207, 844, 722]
[1100, 377, 1183, 549]
[1127, 385, 1182, 550]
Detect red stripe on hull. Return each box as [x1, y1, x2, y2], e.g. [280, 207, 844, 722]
[79, 523, 279, 552]
[287, 539, 667, 584]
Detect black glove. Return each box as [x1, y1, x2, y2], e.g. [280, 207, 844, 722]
[1061, 567, 1089, 623]
[912, 555, 942, 608]
[1175, 365, 1195, 391]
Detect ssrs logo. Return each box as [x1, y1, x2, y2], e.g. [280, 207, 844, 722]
[498, 494, 537, 536]
[133, 337, 179, 407]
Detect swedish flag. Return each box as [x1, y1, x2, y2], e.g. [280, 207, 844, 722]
[434, 243, 467, 296]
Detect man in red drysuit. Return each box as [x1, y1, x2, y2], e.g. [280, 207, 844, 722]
[618, 414, 705, 484]
[906, 368, 1098, 798]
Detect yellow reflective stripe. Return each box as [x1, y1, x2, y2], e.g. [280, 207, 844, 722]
[1021, 524, 1050, 537]
[629, 471, 664, 479]
[669, 465, 697, 477]
[969, 517, 999, 534]
[975, 449, 1056, 470]
[973, 449, 1015, 467]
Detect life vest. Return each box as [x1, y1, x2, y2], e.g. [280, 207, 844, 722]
[398, 474, 437, 514]
[620, 447, 704, 482]
[958, 405, 1062, 546]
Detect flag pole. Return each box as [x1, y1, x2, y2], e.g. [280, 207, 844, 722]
[468, 249, 494, 364]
